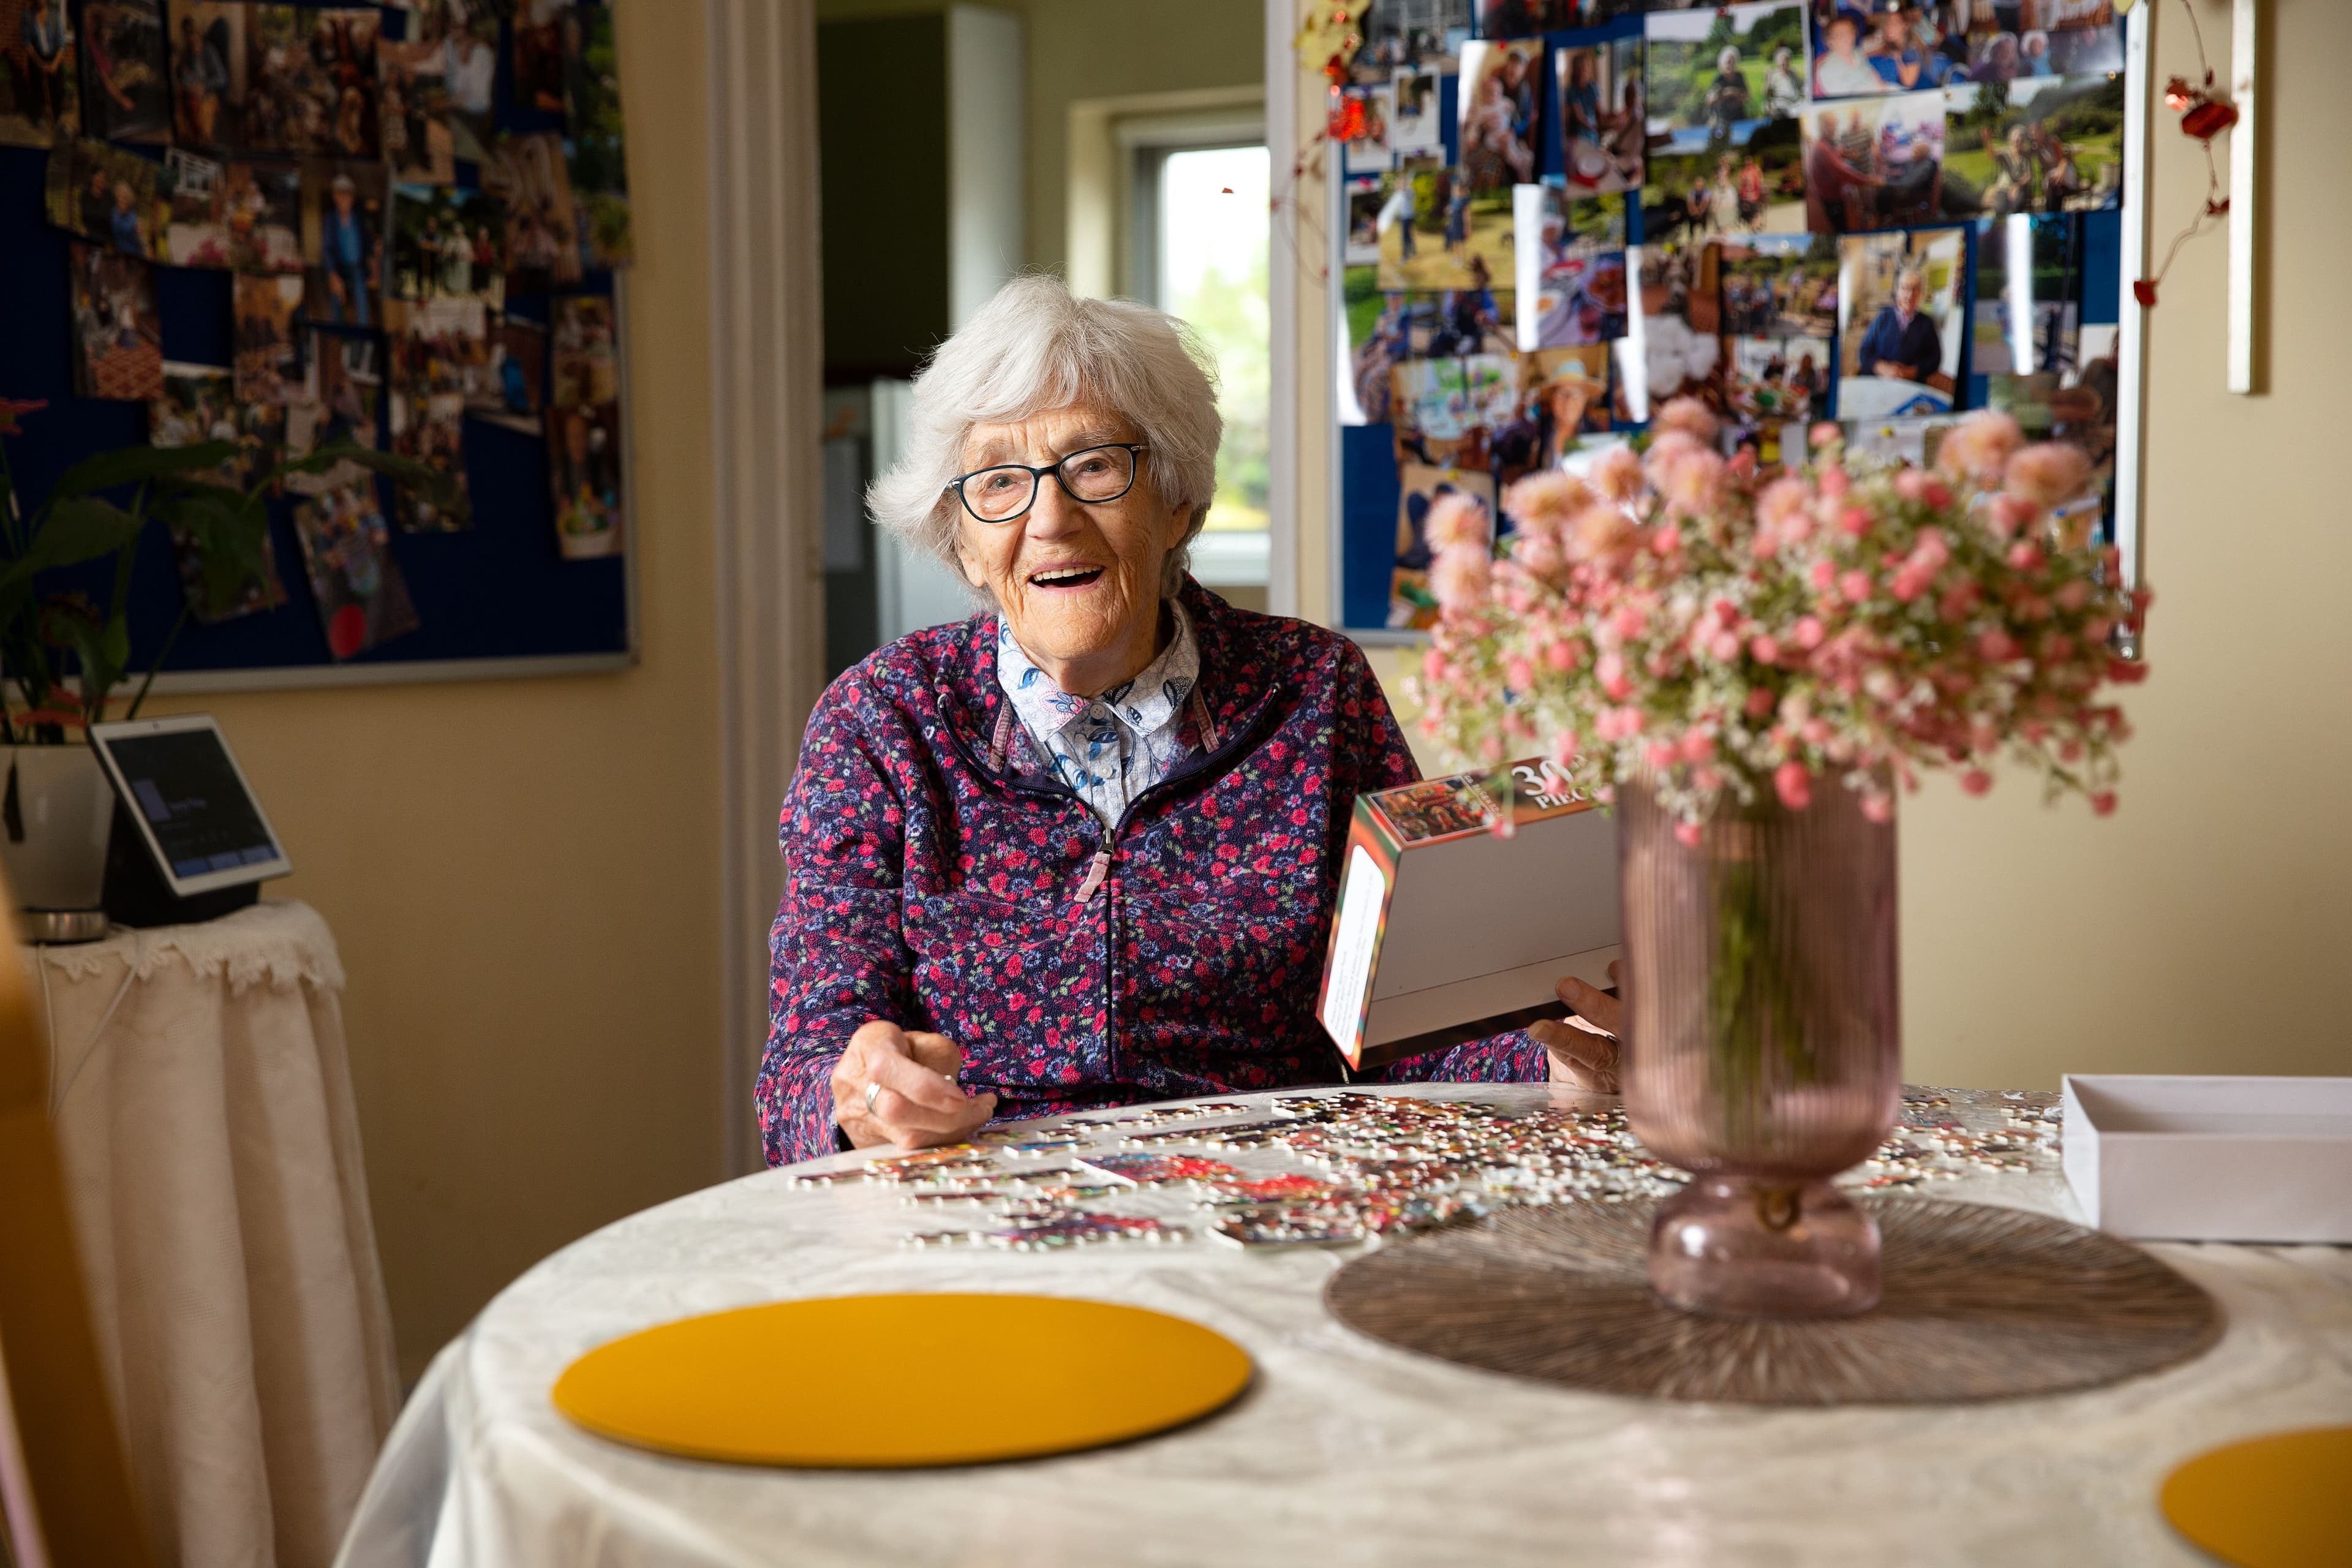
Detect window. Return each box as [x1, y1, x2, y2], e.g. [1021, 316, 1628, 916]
[1137, 141, 1271, 590]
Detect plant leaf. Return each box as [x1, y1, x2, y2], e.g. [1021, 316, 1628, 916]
[1, 495, 146, 587]
[51, 442, 238, 500]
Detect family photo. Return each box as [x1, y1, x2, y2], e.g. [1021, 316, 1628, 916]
[79, 0, 170, 144]
[1719, 230, 1839, 339]
[1643, 118, 1804, 242]
[1556, 36, 1642, 195]
[1801, 90, 1952, 233]
[1457, 38, 1540, 195]
[301, 159, 385, 327]
[67, 241, 164, 401]
[292, 479, 420, 658]
[167, 0, 245, 148]
[1946, 73, 2126, 217]
[232, 270, 308, 403]
[1835, 224, 1967, 420]
[1, 0, 81, 146]
[1645, 0, 1806, 152]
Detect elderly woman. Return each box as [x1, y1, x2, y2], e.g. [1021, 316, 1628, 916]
[756, 277, 1619, 1164]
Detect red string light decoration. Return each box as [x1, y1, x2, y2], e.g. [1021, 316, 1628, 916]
[2135, 0, 2237, 309]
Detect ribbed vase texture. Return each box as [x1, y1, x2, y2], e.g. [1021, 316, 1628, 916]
[1618, 777, 1901, 1317]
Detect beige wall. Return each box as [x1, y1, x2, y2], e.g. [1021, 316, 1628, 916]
[1369, 0, 2352, 1091]
[815, 0, 1264, 273]
[146, 2, 726, 1382]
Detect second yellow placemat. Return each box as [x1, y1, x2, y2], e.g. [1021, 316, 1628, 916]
[2160, 1425, 2352, 1568]
[552, 1293, 1252, 1468]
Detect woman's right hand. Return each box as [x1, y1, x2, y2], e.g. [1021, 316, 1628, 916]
[831, 1020, 997, 1150]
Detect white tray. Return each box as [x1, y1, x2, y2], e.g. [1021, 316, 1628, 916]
[2062, 1074, 2352, 1243]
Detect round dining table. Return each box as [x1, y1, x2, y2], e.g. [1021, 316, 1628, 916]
[333, 1084, 2352, 1568]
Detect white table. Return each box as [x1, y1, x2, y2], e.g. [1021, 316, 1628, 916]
[336, 1085, 2352, 1568]
[42, 900, 400, 1568]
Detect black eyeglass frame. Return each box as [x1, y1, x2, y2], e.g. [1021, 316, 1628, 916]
[941, 443, 1149, 525]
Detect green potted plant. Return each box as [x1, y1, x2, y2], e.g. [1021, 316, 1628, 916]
[0, 395, 452, 935]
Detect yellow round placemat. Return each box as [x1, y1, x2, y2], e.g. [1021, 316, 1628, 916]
[2160, 1427, 2352, 1568]
[551, 1294, 1253, 1468]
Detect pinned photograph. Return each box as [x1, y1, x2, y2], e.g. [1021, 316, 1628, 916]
[1970, 213, 2078, 380]
[1457, 39, 1540, 196]
[468, 317, 547, 435]
[1521, 345, 1611, 469]
[549, 401, 624, 558]
[285, 330, 383, 494]
[1390, 352, 1518, 470]
[1717, 230, 1838, 339]
[167, 0, 244, 148]
[1644, 1, 1804, 153]
[1643, 118, 1803, 242]
[43, 137, 160, 255]
[67, 244, 163, 401]
[391, 183, 505, 307]
[1389, 66, 1440, 153]
[514, 0, 570, 113]
[223, 158, 304, 271]
[1341, 83, 1392, 176]
[232, 272, 306, 402]
[550, 294, 617, 407]
[292, 480, 420, 658]
[1800, 91, 1951, 234]
[1, 0, 80, 147]
[302, 160, 385, 328]
[1389, 463, 1496, 631]
[1475, 1, 1577, 40]
[78, 0, 170, 144]
[1374, 161, 1512, 293]
[1515, 185, 1626, 350]
[148, 361, 243, 484]
[1960, 7, 2121, 85]
[440, 0, 502, 160]
[1628, 240, 1723, 412]
[157, 148, 229, 265]
[379, 38, 453, 184]
[1836, 225, 1967, 421]
[1344, 183, 1383, 266]
[1339, 271, 1433, 425]
[384, 297, 481, 530]
[1724, 335, 1826, 426]
[243, 6, 379, 157]
[1808, 6, 1886, 100]
[1349, 0, 1471, 84]
[1428, 271, 1512, 358]
[1947, 75, 2125, 217]
[1556, 36, 1643, 197]
[561, 2, 633, 269]
[483, 132, 583, 292]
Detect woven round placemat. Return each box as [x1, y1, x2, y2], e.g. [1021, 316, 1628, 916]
[1324, 1197, 2222, 1405]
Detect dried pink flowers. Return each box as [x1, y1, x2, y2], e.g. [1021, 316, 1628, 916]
[1410, 403, 2148, 826]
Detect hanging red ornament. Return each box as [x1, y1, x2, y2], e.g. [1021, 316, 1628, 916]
[2136, 2, 2237, 312]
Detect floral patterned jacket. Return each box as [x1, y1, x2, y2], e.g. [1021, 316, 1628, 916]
[756, 579, 1546, 1166]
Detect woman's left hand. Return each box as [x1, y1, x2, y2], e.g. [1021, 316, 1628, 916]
[1529, 962, 1623, 1093]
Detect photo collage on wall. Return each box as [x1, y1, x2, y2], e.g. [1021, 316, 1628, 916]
[15, 0, 634, 662]
[1339, 0, 2128, 630]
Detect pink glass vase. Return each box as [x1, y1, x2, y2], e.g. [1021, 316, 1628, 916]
[1618, 777, 1901, 1318]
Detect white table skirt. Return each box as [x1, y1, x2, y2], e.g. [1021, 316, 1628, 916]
[333, 1084, 2352, 1568]
[43, 900, 401, 1568]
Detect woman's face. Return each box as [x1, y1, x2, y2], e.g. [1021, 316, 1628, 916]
[954, 401, 1189, 690]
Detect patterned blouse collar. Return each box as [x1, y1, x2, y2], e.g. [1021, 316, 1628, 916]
[995, 598, 1198, 742]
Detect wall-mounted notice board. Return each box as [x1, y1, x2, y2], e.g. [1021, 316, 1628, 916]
[1326, 1, 2147, 644]
[0, 1, 635, 693]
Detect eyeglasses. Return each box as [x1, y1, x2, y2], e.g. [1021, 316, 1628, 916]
[943, 443, 1147, 524]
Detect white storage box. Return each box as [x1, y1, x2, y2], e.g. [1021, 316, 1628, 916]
[2062, 1075, 2352, 1243]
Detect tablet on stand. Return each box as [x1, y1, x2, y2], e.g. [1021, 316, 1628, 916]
[88, 715, 293, 929]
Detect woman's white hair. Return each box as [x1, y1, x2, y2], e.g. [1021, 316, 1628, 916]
[868, 274, 1223, 601]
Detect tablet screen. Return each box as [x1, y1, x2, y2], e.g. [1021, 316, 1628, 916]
[104, 729, 283, 881]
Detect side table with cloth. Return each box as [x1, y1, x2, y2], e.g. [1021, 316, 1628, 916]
[39, 900, 401, 1568]
[335, 1084, 2352, 1568]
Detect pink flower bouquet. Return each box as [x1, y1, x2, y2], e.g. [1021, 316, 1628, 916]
[1409, 401, 2149, 834]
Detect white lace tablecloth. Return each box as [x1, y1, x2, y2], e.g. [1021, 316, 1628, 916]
[40, 900, 400, 1568]
[333, 1084, 2352, 1568]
